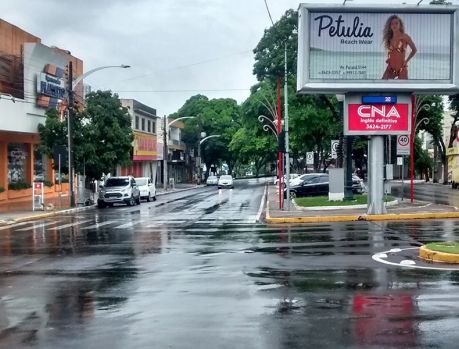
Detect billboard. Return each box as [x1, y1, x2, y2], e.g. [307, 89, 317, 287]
[297, 5, 459, 93]
[344, 94, 412, 136]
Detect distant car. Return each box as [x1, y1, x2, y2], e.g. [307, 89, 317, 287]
[97, 176, 141, 208]
[135, 177, 156, 202]
[218, 175, 234, 189]
[284, 174, 366, 198]
[206, 175, 219, 186]
[274, 173, 299, 185]
[352, 174, 366, 194]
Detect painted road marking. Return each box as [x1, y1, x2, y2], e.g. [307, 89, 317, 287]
[81, 220, 119, 230]
[372, 247, 459, 271]
[15, 221, 62, 231]
[52, 220, 93, 230]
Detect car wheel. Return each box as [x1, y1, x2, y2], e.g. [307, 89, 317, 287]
[146, 192, 151, 202]
[107, 203, 114, 207]
[290, 191, 297, 198]
[97, 201, 106, 208]
[136, 196, 141, 205]
[153, 195, 157, 201]
[127, 196, 135, 206]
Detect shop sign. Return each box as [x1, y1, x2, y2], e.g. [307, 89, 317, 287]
[133, 131, 160, 161]
[346, 103, 409, 135]
[37, 72, 66, 99]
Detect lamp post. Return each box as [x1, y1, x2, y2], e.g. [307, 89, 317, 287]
[67, 63, 130, 207]
[409, 95, 431, 203]
[163, 116, 195, 190]
[197, 134, 221, 183]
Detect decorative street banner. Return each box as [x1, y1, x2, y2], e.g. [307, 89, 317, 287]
[297, 5, 459, 93]
[344, 94, 412, 135]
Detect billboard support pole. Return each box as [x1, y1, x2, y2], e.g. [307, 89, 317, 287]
[410, 95, 415, 204]
[367, 136, 386, 214]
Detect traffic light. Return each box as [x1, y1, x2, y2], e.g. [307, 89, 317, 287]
[278, 131, 286, 153]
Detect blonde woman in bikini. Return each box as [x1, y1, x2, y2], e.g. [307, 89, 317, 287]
[382, 15, 417, 80]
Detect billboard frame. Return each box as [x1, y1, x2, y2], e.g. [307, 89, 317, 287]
[297, 4, 459, 94]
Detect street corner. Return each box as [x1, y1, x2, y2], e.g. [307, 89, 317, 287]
[373, 247, 459, 271]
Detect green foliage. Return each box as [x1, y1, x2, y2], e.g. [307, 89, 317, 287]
[414, 136, 433, 180]
[0, 186, 4, 193]
[38, 91, 134, 180]
[37, 108, 68, 161]
[43, 180, 54, 187]
[75, 91, 133, 179]
[8, 182, 32, 190]
[253, 9, 298, 81]
[172, 95, 241, 173]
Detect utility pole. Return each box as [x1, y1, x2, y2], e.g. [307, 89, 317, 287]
[163, 116, 168, 190]
[67, 61, 75, 207]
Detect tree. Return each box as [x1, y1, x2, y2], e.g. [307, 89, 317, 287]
[415, 96, 446, 183]
[75, 91, 133, 179]
[37, 108, 69, 174]
[251, 9, 341, 172]
[38, 90, 134, 181]
[172, 95, 241, 176]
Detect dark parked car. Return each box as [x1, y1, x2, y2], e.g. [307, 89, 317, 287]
[284, 174, 365, 198]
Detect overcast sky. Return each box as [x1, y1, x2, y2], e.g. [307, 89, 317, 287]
[1, 0, 457, 116]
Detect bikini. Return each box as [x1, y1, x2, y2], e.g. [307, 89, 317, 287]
[383, 37, 407, 79]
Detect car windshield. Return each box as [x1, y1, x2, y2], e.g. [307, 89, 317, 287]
[220, 175, 232, 180]
[135, 179, 147, 186]
[105, 178, 130, 187]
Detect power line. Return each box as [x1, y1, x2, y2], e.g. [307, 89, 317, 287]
[264, 0, 275, 26]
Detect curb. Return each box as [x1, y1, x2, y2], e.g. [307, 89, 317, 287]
[419, 245, 459, 264]
[265, 201, 459, 223]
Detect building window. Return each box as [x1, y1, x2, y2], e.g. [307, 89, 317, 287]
[152, 121, 156, 134]
[141, 118, 145, 131]
[8, 143, 28, 183]
[148, 120, 151, 133]
[135, 116, 139, 130]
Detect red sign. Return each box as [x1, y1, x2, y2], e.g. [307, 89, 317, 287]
[347, 103, 409, 135]
[34, 182, 43, 190]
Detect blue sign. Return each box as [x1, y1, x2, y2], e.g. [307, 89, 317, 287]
[361, 96, 397, 104]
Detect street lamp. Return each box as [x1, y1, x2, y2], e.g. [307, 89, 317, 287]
[198, 134, 221, 183]
[163, 116, 195, 190]
[67, 63, 130, 207]
[409, 95, 431, 203]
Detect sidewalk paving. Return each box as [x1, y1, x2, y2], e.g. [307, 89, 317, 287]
[266, 184, 459, 223]
[0, 183, 199, 226]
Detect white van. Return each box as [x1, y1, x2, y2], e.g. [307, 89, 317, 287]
[135, 177, 156, 202]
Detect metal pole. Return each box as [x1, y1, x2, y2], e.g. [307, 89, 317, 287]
[367, 136, 386, 215]
[410, 95, 415, 203]
[284, 44, 290, 211]
[163, 116, 168, 190]
[277, 78, 283, 209]
[344, 135, 354, 200]
[68, 61, 75, 207]
[58, 154, 62, 208]
[401, 155, 404, 201]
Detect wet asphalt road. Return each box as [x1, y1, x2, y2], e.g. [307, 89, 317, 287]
[1, 179, 459, 348]
[391, 181, 459, 206]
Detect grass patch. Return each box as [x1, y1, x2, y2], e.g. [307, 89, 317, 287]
[424, 242, 459, 255]
[294, 194, 394, 207]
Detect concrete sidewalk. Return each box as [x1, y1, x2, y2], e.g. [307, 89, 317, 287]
[266, 184, 459, 223]
[0, 183, 200, 226]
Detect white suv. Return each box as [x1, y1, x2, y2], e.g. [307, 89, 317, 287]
[97, 176, 141, 208]
[135, 177, 156, 202]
